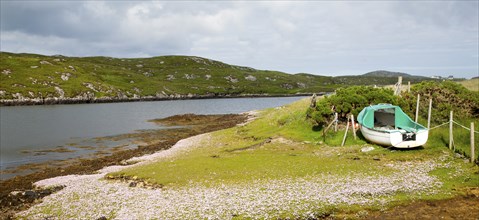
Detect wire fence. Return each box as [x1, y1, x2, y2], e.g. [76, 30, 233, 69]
[425, 112, 476, 164]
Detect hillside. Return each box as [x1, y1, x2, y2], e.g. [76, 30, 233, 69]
[458, 78, 479, 92]
[0, 52, 432, 105]
[363, 70, 412, 77]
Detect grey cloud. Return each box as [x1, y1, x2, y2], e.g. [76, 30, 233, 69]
[0, 1, 477, 78]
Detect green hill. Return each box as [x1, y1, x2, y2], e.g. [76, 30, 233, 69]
[0, 52, 433, 105]
[458, 78, 479, 92]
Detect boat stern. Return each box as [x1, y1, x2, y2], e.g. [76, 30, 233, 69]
[391, 130, 429, 148]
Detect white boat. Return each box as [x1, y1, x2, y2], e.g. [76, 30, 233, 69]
[357, 104, 428, 148]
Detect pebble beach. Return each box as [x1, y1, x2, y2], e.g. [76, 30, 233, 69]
[17, 133, 450, 219]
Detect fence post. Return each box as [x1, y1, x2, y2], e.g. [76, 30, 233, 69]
[471, 122, 475, 163]
[415, 94, 420, 123]
[449, 111, 453, 150]
[395, 76, 402, 96]
[351, 114, 357, 140]
[341, 119, 350, 147]
[427, 98, 432, 129]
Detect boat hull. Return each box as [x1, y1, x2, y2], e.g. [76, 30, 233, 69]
[360, 126, 428, 148]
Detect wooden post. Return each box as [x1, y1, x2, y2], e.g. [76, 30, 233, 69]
[408, 81, 411, 93]
[323, 116, 337, 136]
[449, 111, 453, 150]
[415, 94, 420, 123]
[351, 114, 357, 140]
[341, 119, 350, 147]
[395, 76, 402, 96]
[427, 98, 432, 129]
[471, 122, 475, 163]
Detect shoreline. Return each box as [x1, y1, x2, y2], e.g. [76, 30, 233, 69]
[0, 93, 320, 107]
[0, 113, 250, 218]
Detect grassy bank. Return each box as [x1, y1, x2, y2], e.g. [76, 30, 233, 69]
[1, 52, 432, 103]
[103, 98, 479, 218]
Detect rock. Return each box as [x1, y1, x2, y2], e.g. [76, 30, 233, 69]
[130, 80, 135, 84]
[143, 72, 153, 77]
[373, 157, 381, 161]
[281, 83, 293, 89]
[30, 66, 39, 69]
[40, 60, 52, 65]
[54, 87, 65, 98]
[205, 74, 211, 80]
[310, 94, 317, 108]
[184, 74, 197, 79]
[136, 64, 143, 68]
[167, 75, 175, 81]
[361, 146, 375, 152]
[245, 75, 257, 81]
[68, 65, 76, 71]
[129, 182, 137, 187]
[23, 190, 38, 199]
[96, 216, 107, 220]
[2, 69, 11, 75]
[224, 75, 238, 83]
[9, 191, 22, 196]
[353, 157, 360, 160]
[296, 82, 306, 88]
[61, 72, 71, 81]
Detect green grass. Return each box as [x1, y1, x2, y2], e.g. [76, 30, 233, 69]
[458, 78, 479, 91]
[113, 98, 478, 196]
[1, 52, 432, 100]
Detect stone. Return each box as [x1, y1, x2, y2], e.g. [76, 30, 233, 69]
[361, 146, 375, 152]
[23, 190, 38, 199]
[310, 94, 317, 108]
[245, 75, 257, 81]
[129, 182, 137, 187]
[2, 69, 11, 75]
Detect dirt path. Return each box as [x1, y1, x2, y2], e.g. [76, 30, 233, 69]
[368, 192, 479, 220]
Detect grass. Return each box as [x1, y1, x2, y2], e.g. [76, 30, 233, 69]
[1, 52, 432, 101]
[416, 114, 479, 161]
[17, 98, 479, 219]
[458, 78, 479, 91]
[113, 98, 478, 198]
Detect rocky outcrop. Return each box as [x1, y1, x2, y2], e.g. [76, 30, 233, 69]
[0, 93, 319, 106]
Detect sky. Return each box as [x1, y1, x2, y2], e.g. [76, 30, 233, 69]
[1, 1, 478, 78]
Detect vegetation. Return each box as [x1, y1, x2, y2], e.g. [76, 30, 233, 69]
[457, 78, 479, 92]
[107, 98, 478, 219]
[306, 86, 406, 127]
[0, 52, 433, 102]
[306, 81, 479, 161]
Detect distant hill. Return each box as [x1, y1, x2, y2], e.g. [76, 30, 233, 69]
[0, 52, 436, 105]
[363, 70, 426, 79]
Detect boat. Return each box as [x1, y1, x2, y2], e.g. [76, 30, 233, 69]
[357, 104, 428, 148]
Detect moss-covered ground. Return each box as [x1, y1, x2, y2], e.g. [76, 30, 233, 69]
[109, 98, 478, 218]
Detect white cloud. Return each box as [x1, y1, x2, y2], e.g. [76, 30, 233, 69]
[1, 1, 477, 78]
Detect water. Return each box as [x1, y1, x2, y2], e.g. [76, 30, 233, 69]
[0, 97, 305, 179]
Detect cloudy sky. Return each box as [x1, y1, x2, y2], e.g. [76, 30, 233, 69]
[1, 1, 478, 78]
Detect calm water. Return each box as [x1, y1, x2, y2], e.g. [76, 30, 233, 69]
[0, 97, 305, 179]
